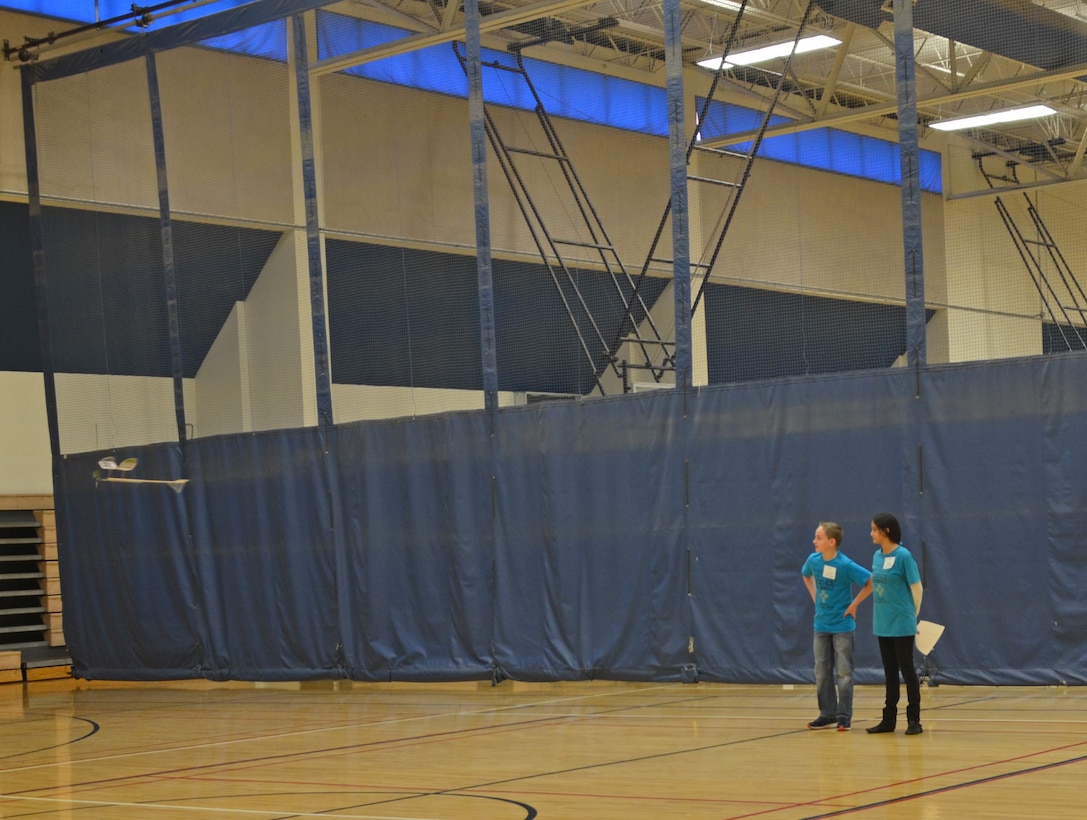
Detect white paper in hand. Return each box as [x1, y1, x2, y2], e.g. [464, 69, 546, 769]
[915, 620, 945, 656]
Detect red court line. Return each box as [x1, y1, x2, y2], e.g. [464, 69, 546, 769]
[723, 738, 1087, 819]
[800, 751, 1087, 819]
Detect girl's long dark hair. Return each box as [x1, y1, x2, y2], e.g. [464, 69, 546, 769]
[872, 512, 901, 544]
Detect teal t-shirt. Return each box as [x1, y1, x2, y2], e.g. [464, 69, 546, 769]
[802, 551, 872, 633]
[871, 544, 921, 637]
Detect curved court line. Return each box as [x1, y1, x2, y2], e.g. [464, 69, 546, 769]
[326, 709, 1087, 817]
[339, 723, 808, 816]
[25, 691, 782, 814]
[0, 716, 99, 761]
[247, 696, 808, 810]
[11, 709, 599, 791]
[0, 686, 697, 803]
[283, 791, 539, 820]
[0, 683, 676, 776]
[415, 792, 537, 819]
[1, 684, 691, 781]
[154, 788, 540, 820]
[800, 751, 1087, 819]
[0, 789, 537, 818]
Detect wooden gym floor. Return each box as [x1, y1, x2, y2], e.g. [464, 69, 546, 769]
[1, 677, 1084, 818]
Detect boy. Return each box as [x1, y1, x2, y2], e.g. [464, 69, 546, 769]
[802, 522, 873, 731]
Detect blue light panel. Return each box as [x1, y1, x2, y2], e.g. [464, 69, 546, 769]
[0, 0, 84, 18]
[1, 1, 256, 29]
[314, 12, 668, 135]
[199, 18, 286, 61]
[697, 97, 942, 193]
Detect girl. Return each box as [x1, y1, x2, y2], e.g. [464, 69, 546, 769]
[867, 512, 924, 735]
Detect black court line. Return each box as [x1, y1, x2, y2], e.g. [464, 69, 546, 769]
[261, 792, 539, 820]
[1, 712, 573, 795]
[0, 788, 533, 820]
[197, 690, 785, 817]
[0, 716, 99, 762]
[800, 751, 1087, 819]
[313, 720, 810, 815]
[1, 689, 719, 795]
[406, 699, 1087, 820]
[175, 690, 803, 817]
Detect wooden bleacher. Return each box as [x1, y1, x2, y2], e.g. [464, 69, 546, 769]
[0, 496, 70, 683]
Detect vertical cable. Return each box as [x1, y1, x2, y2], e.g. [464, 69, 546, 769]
[146, 49, 188, 444]
[894, 0, 926, 368]
[465, 0, 499, 411]
[664, 0, 692, 390]
[291, 14, 334, 427]
[21, 66, 61, 460]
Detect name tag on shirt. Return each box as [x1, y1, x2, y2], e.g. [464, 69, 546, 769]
[822, 565, 837, 580]
[883, 557, 896, 570]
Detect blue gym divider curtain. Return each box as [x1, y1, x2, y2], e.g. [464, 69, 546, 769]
[54, 353, 1087, 685]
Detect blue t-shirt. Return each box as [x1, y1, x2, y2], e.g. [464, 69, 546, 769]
[871, 544, 922, 637]
[802, 551, 872, 633]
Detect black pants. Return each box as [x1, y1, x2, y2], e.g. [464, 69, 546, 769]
[876, 634, 921, 723]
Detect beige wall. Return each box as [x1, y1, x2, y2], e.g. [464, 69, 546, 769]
[242, 231, 318, 431]
[0, 14, 50, 490]
[940, 138, 1087, 362]
[33, 59, 158, 210]
[52, 373, 196, 454]
[332, 384, 528, 422]
[709, 158, 946, 303]
[0, 13, 26, 196]
[157, 46, 297, 226]
[0, 372, 52, 495]
[316, 70, 675, 262]
[194, 301, 252, 438]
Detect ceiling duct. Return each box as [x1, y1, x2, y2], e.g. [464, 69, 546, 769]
[816, 0, 1087, 71]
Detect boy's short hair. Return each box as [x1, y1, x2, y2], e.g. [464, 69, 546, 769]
[820, 521, 843, 546]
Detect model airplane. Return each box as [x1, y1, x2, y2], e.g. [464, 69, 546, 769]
[94, 456, 189, 493]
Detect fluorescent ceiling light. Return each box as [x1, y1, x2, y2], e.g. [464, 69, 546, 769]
[929, 64, 964, 77]
[697, 34, 840, 71]
[698, 0, 747, 10]
[929, 104, 1058, 131]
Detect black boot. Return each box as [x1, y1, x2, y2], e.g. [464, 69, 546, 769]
[866, 707, 897, 734]
[905, 702, 922, 735]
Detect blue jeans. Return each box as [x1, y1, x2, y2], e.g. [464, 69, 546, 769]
[814, 631, 856, 722]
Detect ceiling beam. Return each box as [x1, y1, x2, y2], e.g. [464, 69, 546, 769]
[815, 22, 853, 117]
[441, 0, 460, 31]
[311, 0, 595, 76]
[700, 61, 1087, 148]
